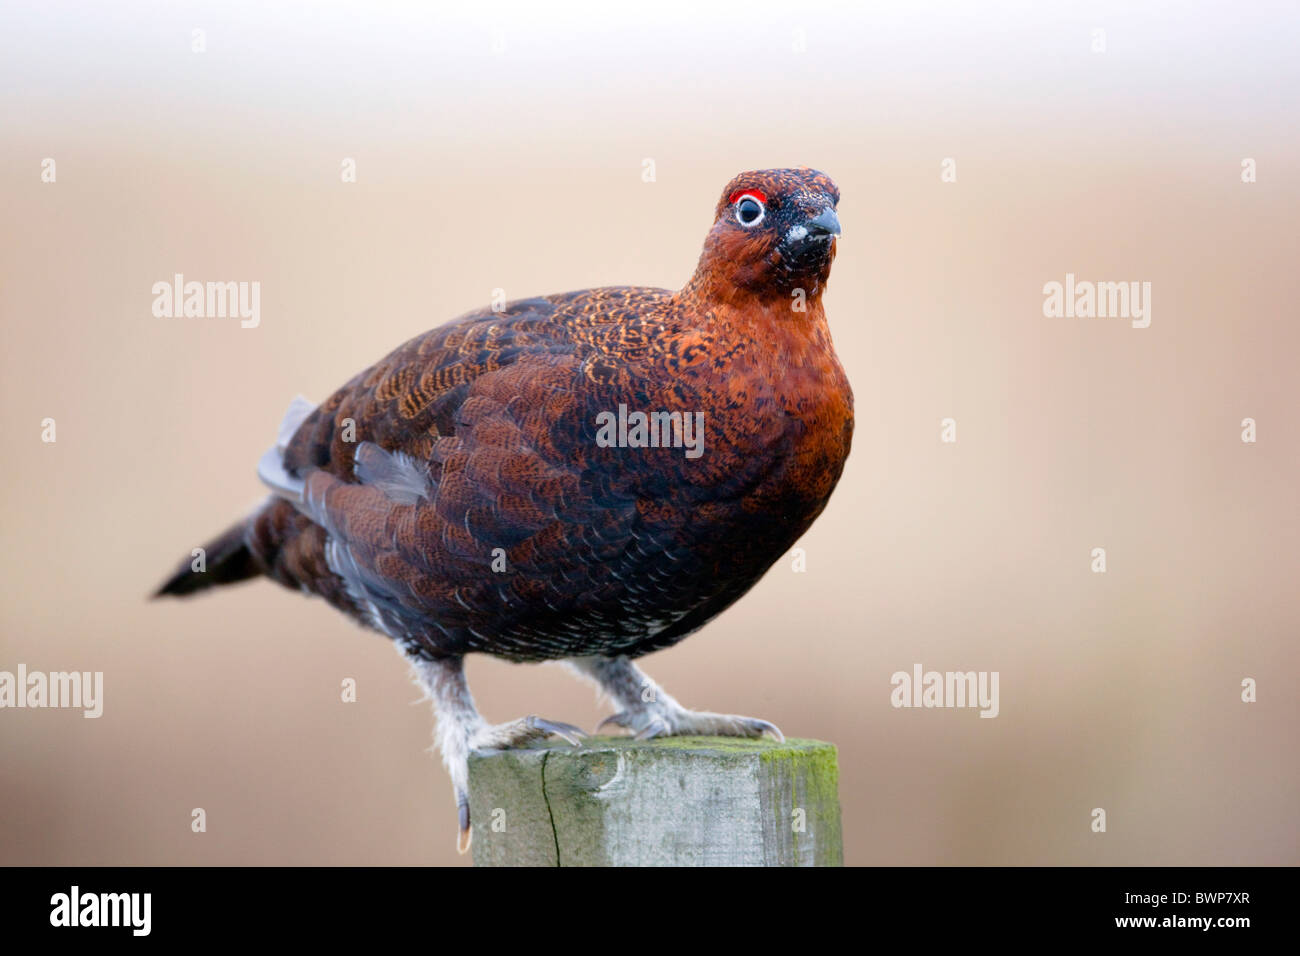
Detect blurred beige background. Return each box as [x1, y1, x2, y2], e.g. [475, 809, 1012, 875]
[2, 0, 1297, 865]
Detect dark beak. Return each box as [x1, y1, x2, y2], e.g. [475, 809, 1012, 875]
[806, 207, 841, 238]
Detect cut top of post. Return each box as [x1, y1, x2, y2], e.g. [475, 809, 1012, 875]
[467, 736, 842, 867]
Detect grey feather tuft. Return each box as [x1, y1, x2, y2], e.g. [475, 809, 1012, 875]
[353, 441, 431, 505]
[257, 394, 317, 503]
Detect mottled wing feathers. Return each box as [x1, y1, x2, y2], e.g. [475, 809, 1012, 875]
[252, 293, 681, 658]
[281, 296, 565, 479]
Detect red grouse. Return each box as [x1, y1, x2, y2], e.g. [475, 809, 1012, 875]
[157, 167, 854, 851]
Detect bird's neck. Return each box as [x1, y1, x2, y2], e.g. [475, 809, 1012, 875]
[678, 258, 829, 311]
[674, 273, 836, 365]
[670, 273, 852, 480]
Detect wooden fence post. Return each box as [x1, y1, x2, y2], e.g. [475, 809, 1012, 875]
[467, 736, 842, 866]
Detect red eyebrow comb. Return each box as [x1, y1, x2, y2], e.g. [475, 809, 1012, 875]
[728, 189, 767, 205]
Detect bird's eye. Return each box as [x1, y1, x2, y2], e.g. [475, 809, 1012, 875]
[736, 196, 765, 227]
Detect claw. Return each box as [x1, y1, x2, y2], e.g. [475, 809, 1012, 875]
[634, 716, 671, 740]
[527, 716, 587, 746]
[456, 791, 472, 855]
[596, 711, 630, 732]
[750, 718, 785, 743]
[598, 706, 783, 743]
[595, 697, 780, 743]
[598, 710, 669, 739]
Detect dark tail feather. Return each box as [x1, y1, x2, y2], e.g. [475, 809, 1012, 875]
[154, 520, 260, 598]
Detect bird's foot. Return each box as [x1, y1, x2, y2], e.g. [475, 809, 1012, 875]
[409, 656, 592, 856]
[453, 717, 586, 855]
[469, 715, 587, 752]
[598, 701, 784, 742]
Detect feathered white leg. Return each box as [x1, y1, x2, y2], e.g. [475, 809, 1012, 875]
[567, 655, 784, 742]
[405, 653, 586, 854]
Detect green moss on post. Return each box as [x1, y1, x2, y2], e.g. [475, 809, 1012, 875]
[467, 736, 842, 866]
